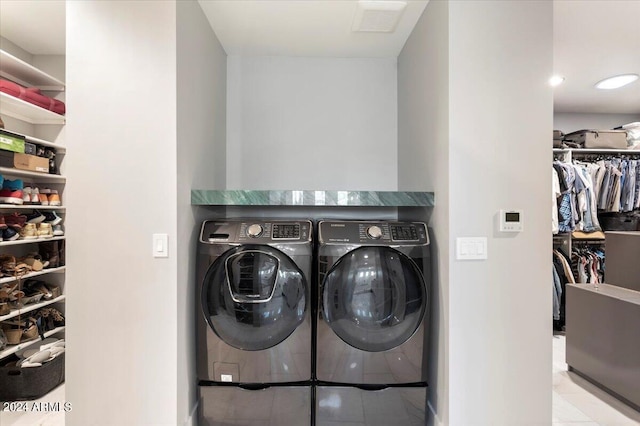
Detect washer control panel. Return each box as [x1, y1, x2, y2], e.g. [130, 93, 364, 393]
[319, 221, 428, 245]
[201, 220, 311, 243]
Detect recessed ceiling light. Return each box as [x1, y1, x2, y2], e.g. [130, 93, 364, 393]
[595, 74, 639, 90]
[549, 75, 565, 87]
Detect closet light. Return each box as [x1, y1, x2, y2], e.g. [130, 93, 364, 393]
[595, 74, 639, 90]
[549, 75, 565, 87]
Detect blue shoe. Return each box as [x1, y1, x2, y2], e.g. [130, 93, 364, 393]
[43, 211, 62, 226]
[2, 227, 19, 241]
[3, 179, 23, 190]
[25, 210, 45, 224]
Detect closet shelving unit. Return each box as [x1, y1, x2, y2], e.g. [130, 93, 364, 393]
[0, 47, 67, 372]
[552, 147, 640, 273]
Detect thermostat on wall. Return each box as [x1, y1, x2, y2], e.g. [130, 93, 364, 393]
[499, 210, 523, 232]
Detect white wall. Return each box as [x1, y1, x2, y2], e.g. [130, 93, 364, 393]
[226, 56, 398, 190]
[447, 1, 553, 424]
[554, 112, 640, 133]
[177, 1, 227, 424]
[398, 0, 449, 424]
[66, 2, 178, 424]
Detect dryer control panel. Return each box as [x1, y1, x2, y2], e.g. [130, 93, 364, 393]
[201, 220, 312, 244]
[319, 221, 428, 245]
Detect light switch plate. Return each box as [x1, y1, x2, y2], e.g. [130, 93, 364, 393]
[456, 237, 488, 260]
[153, 233, 168, 258]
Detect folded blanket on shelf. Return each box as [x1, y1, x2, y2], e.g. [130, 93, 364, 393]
[0, 79, 65, 115]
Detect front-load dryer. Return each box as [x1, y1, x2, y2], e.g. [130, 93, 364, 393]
[197, 219, 312, 425]
[315, 220, 430, 425]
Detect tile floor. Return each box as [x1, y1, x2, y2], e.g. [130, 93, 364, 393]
[553, 333, 640, 425]
[0, 383, 65, 425]
[1, 335, 638, 425]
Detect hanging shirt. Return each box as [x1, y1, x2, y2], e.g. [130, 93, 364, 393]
[552, 168, 561, 234]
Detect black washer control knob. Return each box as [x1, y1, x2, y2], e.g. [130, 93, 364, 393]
[367, 226, 383, 239]
[247, 224, 263, 238]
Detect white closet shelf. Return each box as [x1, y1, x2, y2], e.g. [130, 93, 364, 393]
[0, 204, 66, 211]
[0, 167, 66, 182]
[0, 326, 65, 360]
[0, 295, 66, 322]
[0, 266, 66, 286]
[0, 236, 65, 247]
[0, 92, 65, 125]
[0, 50, 65, 91]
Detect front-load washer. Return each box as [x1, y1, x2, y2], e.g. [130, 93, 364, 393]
[197, 219, 312, 425]
[315, 220, 430, 425]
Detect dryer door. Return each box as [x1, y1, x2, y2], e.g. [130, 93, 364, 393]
[322, 246, 426, 352]
[202, 245, 307, 351]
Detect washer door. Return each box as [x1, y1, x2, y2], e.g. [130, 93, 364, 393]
[202, 245, 307, 351]
[322, 246, 426, 352]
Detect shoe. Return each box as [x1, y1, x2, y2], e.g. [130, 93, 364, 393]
[3, 179, 23, 191]
[47, 190, 61, 206]
[52, 224, 64, 236]
[0, 189, 24, 205]
[25, 210, 45, 224]
[22, 187, 32, 204]
[4, 212, 27, 229]
[0, 215, 6, 230]
[31, 187, 40, 204]
[37, 191, 48, 206]
[19, 223, 38, 240]
[2, 227, 19, 241]
[43, 211, 62, 226]
[37, 223, 53, 239]
[22, 254, 44, 271]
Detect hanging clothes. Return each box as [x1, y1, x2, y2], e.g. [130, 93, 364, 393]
[571, 246, 605, 284]
[553, 248, 575, 330]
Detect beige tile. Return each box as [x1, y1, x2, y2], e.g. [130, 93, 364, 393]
[552, 392, 592, 422]
[554, 371, 599, 395]
[562, 392, 640, 424]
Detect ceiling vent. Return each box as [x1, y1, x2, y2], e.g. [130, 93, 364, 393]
[352, 1, 407, 33]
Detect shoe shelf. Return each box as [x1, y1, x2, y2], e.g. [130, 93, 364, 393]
[0, 236, 65, 247]
[0, 166, 66, 182]
[0, 92, 65, 125]
[0, 50, 65, 92]
[0, 266, 66, 286]
[0, 204, 66, 211]
[0, 295, 65, 323]
[0, 326, 65, 360]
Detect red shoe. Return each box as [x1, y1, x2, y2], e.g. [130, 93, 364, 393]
[4, 212, 27, 229]
[0, 189, 24, 205]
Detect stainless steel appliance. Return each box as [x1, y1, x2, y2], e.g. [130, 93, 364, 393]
[315, 220, 430, 425]
[197, 219, 313, 425]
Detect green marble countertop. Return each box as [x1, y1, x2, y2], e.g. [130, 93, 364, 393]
[191, 190, 434, 207]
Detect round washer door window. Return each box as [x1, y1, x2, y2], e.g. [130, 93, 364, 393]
[202, 245, 307, 351]
[322, 246, 426, 352]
